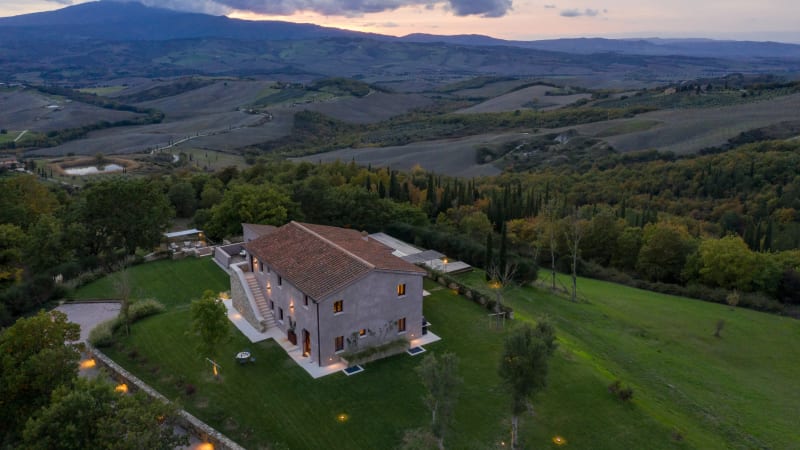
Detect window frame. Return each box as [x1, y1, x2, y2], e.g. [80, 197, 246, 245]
[333, 300, 343, 314]
[396, 283, 406, 297]
[397, 317, 406, 333]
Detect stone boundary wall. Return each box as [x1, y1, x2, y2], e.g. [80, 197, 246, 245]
[86, 343, 245, 450]
[422, 268, 514, 319]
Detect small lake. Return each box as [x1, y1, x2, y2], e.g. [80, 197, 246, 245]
[64, 164, 124, 176]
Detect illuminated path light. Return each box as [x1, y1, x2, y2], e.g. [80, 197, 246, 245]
[552, 435, 567, 446]
[336, 413, 349, 423]
[79, 358, 96, 370]
[115, 383, 129, 393]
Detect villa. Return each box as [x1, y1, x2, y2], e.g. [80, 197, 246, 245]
[229, 222, 427, 367]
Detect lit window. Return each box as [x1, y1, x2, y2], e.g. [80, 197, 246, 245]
[397, 283, 406, 297]
[335, 336, 344, 352]
[304, 295, 309, 308]
[359, 328, 367, 338]
[398, 317, 406, 333]
[333, 300, 343, 314]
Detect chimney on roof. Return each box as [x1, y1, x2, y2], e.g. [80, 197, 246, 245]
[361, 230, 369, 241]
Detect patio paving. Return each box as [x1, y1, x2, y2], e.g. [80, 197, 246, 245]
[222, 299, 441, 379]
[55, 301, 121, 342]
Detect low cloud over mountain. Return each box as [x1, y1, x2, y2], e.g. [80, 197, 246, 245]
[106, 0, 513, 17]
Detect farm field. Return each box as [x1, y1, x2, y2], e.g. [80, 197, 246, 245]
[575, 92, 800, 154]
[448, 78, 536, 98]
[293, 132, 528, 177]
[456, 85, 591, 114]
[77, 85, 127, 96]
[0, 87, 145, 132]
[287, 91, 433, 124]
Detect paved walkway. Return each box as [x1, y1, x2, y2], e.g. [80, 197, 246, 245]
[222, 299, 441, 379]
[55, 302, 121, 342]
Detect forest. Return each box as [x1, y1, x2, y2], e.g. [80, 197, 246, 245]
[2, 136, 799, 326]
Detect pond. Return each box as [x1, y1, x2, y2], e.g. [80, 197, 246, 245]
[64, 164, 124, 175]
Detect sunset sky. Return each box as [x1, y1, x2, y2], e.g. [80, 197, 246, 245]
[2, 0, 799, 43]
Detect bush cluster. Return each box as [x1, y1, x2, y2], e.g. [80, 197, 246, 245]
[608, 380, 634, 402]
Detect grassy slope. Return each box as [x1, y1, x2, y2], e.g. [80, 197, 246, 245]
[456, 271, 800, 449]
[74, 259, 800, 448]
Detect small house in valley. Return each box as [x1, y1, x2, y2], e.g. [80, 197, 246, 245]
[230, 222, 427, 367]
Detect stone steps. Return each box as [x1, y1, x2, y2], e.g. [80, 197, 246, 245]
[244, 273, 276, 330]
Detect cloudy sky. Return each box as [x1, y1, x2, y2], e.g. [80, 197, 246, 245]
[2, 0, 799, 42]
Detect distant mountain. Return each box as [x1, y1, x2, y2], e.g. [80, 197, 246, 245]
[0, 1, 368, 41]
[2, 1, 800, 60]
[1, 2, 799, 85]
[401, 35, 800, 59]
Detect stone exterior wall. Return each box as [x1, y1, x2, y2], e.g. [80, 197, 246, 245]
[86, 343, 245, 450]
[230, 264, 264, 331]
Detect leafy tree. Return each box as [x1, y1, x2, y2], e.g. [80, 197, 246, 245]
[637, 222, 694, 283]
[199, 178, 224, 209]
[0, 175, 59, 230]
[0, 223, 25, 288]
[167, 181, 197, 218]
[581, 207, 624, 266]
[416, 352, 462, 448]
[696, 235, 757, 291]
[0, 310, 80, 444]
[23, 378, 188, 450]
[498, 321, 557, 449]
[612, 227, 643, 271]
[23, 214, 72, 275]
[206, 182, 294, 239]
[79, 178, 173, 259]
[190, 290, 230, 360]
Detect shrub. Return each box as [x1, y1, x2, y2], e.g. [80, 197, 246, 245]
[89, 318, 119, 347]
[128, 299, 166, 322]
[340, 339, 408, 366]
[608, 380, 634, 401]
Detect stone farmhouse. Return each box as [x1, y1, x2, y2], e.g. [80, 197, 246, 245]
[229, 222, 427, 367]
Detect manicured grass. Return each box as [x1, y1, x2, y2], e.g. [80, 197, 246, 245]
[456, 270, 800, 449]
[73, 258, 229, 307]
[76, 258, 695, 449]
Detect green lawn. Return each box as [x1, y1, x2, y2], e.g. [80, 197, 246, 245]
[75, 259, 798, 449]
[456, 270, 800, 449]
[73, 258, 229, 308]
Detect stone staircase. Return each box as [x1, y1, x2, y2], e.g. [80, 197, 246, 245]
[244, 273, 277, 330]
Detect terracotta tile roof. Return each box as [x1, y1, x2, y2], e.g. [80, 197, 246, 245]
[246, 222, 425, 300]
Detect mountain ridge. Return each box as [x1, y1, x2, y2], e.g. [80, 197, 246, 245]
[1, 1, 799, 59]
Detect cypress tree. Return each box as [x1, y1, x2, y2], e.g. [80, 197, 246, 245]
[485, 233, 494, 281]
[499, 222, 508, 276]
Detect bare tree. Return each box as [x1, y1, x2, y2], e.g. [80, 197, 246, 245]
[487, 262, 517, 329]
[113, 269, 133, 336]
[541, 199, 560, 291]
[564, 208, 587, 302]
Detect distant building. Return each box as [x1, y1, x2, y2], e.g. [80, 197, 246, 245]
[0, 155, 18, 169]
